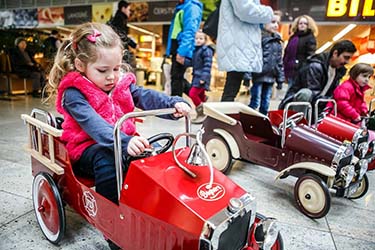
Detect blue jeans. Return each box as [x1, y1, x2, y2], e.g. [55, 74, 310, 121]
[249, 82, 273, 115]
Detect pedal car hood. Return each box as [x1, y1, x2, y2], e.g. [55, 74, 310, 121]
[120, 148, 248, 236]
[285, 124, 343, 162]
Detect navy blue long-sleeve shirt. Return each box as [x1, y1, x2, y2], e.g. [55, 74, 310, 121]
[62, 84, 186, 156]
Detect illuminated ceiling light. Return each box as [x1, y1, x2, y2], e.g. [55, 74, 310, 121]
[128, 24, 160, 38]
[332, 24, 357, 41]
[316, 41, 333, 54]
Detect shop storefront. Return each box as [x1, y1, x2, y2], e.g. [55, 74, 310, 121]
[0, 0, 374, 92]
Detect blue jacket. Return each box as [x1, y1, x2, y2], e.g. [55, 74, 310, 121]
[166, 0, 203, 59]
[185, 45, 214, 90]
[251, 30, 285, 85]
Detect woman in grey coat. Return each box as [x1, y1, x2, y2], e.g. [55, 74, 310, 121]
[216, 0, 273, 102]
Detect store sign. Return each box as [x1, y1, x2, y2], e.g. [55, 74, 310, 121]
[326, 0, 375, 18]
[64, 5, 92, 25]
[148, 1, 176, 22]
[279, 0, 374, 22]
[128, 1, 176, 22]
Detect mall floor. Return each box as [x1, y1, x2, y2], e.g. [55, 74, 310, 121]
[0, 87, 374, 250]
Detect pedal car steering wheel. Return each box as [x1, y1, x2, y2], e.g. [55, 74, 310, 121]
[128, 133, 174, 161]
[279, 112, 304, 130]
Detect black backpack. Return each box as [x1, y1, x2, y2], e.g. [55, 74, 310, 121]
[202, 1, 221, 42]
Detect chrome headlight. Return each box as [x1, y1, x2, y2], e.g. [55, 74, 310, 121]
[352, 128, 369, 156]
[340, 165, 355, 188]
[332, 141, 353, 171]
[357, 142, 369, 158]
[255, 218, 279, 250]
[357, 159, 368, 180]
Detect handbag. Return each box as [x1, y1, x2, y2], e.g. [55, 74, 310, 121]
[202, 2, 220, 42]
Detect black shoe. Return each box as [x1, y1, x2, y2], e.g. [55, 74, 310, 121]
[32, 91, 42, 98]
[107, 239, 121, 250]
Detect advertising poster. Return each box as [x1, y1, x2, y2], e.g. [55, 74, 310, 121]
[64, 5, 92, 25]
[92, 3, 113, 23]
[0, 10, 14, 27]
[38, 7, 64, 27]
[13, 9, 38, 27]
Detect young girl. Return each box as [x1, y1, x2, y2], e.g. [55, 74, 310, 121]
[330, 63, 374, 124]
[186, 30, 214, 124]
[48, 22, 190, 204]
[248, 12, 284, 115]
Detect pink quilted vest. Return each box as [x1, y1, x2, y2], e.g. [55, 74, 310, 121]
[56, 71, 136, 162]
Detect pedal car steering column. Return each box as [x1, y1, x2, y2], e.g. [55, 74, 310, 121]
[113, 108, 191, 201]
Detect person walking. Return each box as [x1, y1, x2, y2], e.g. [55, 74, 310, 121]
[283, 15, 318, 90]
[166, 0, 203, 97]
[248, 12, 284, 115]
[216, 0, 273, 102]
[185, 30, 214, 123]
[108, 0, 137, 68]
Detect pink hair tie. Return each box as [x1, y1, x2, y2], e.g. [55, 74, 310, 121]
[86, 29, 101, 43]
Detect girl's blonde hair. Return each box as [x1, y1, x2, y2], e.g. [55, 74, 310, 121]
[290, 15, 318, 37]
[47, 22, 124, 100]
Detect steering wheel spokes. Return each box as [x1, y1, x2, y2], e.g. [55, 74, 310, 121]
[279, 112, 304, 130]
[128, 133, 174, 161]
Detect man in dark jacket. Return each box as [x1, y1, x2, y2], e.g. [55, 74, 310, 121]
[108, 0, 137, 68]
[9, 37, 46, 97]
[279, 40, 357, 112]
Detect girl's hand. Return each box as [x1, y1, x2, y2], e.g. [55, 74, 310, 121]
[174, 102, 191, 118]
[200, 80, 205, 85]
[127, 136, 150, 156]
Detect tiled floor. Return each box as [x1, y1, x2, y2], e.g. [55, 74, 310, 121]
[0, 90, 374, 250]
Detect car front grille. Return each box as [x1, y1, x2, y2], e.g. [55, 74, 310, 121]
[217, 210, 251, 250]
[200, 193, 255, 250]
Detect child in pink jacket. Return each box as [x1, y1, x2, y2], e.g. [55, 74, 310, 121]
[331, 63, 374, 124]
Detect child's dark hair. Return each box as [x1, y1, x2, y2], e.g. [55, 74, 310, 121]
[349, 63, 374, 79]
[47, 22, 123, 100]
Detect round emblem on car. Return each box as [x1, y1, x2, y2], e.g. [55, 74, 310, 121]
[197, 183, 225, 201]
[83, 191, 97, 217]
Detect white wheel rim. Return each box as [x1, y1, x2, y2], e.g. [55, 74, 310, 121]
[206, 138, 230, 171]
[33, 174, 60, 242]
[298, 179, 326, 214]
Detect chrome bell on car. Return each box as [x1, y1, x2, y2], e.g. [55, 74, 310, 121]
[187, 130, 208, 166]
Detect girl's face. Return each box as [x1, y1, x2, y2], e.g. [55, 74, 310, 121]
[265, 15, 280, 33]
[195, 32, 206, 46]
[79, 46, 123, 92]
[297, 17, 308, 32]
[356, 73, 372, 87]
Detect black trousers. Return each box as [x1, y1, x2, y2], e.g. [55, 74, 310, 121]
[170, 54, 190, 97]
[220, 71, 245, 102]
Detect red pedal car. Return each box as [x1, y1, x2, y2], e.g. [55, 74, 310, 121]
[22, 108, 283, 250]
[312, 99, 375, 171]
[201, 102, 369, 219]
